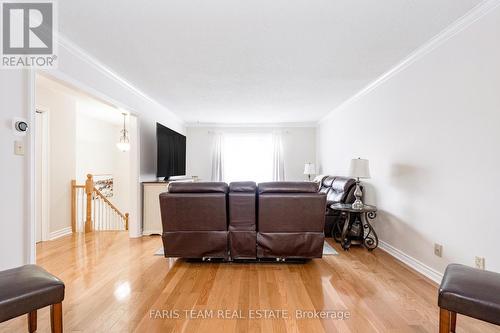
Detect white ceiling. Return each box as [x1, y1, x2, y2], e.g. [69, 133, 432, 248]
[59, 0, 482, 124]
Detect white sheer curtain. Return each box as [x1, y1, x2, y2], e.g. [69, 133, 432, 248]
[272, 132, 285, 181]
[211, 132, 224, 181]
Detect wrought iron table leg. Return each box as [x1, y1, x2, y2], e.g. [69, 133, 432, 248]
[341, 212, 351, 250]
[332, 213, 344, 243]
[362, 212, 378, 251]
[332, 218, 341, 242]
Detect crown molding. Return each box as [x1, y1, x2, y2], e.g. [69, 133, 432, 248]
[50, 33, 185, 124]
[186, 121, 318, 128]
[319, 0, 500, 124]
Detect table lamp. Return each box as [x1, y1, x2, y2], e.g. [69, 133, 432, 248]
[304, 163, 316, 181]
[349, 158, 370, 209]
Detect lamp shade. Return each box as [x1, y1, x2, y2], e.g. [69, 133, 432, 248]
[349, 158, 370, 179]
[304, 163, 316, 175]
[116, 141, 130, 152]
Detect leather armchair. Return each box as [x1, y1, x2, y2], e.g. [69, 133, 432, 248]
[316, 176, 357, 236]
[159, 182, 229, 259]
[256, 182, 327, 259]
[228, 182, 257, 259]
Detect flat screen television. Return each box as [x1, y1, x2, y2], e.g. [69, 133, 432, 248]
[156, 123, 186, 180]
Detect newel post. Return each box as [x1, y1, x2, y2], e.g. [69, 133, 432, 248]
[125, 213, 129, 231]
[85, 174, 94, 233]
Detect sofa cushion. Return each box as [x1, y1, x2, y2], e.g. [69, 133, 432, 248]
[439, 264, 500, 325]
[162, 231, 228, 259]
[160, 193, 227, 231]
[0, 265, 65, 322]
[322, 176, 335, 187]
[257, 232, 324, 258]
[318, 176, 334, 193]
[168, 182, 228, 193]
[258, 182, 318, 194]
[229, 181, 257, 192]
[327, 177, 356, 203]
[258, 193, 326, 232]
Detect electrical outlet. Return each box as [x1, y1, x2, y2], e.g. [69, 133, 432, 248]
[434, 243, 443, 257]
[475, 256, 485, 270]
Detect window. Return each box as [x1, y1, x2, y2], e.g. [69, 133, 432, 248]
[223, 132, 273, 183]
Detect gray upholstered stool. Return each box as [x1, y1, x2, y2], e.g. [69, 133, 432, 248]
[0, 265, 65, 332]
[439, 264, 500, 332]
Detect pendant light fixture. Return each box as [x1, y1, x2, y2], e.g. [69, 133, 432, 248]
[116, 112, 130, 152]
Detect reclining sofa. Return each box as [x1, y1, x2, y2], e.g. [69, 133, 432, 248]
[314, 176, 357, 236]
[159, 181, 327, 260]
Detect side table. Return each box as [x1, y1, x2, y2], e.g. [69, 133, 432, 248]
[330, 203, 379, 251]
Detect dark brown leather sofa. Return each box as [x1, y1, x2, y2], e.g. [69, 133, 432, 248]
[257, 182, 327, 259]
[316, 176, 357, 236]
[228, 182, 257, 259]
[159, 182, 229, 259]
[160, 181, 327, 260]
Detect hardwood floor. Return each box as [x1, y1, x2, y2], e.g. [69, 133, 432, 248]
[1, 232, 498, 333]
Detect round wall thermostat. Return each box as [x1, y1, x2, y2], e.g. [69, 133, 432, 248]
[12, 118, 29, 136]
[15, 121, 29, 132]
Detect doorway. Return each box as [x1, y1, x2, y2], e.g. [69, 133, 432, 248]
[33, 73, 141, 246]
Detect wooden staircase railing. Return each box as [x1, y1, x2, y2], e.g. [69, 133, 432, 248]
[71, 174, 129, 233]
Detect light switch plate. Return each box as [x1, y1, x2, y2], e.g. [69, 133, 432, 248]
[14, 140, 25, 156]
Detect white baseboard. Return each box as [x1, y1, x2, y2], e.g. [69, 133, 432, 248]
[142, 230, 162, 236]
[49, 227, 73, 240]
[379, 240, 443, 284]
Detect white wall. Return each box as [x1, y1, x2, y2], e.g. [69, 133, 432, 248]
[282, 127, 317, 180]
[75, 100, 131, 211]
[0, 36, 185, 270]
[36, 84, 77, 234]
[0, 71, 30, 270]
[317, 4, 500, 274]
[186, 126, 316, 181]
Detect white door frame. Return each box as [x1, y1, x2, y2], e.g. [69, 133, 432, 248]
[35, 106, 51, 242]
[127, 114, 141, 238]
[27, 69, 36, 264]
